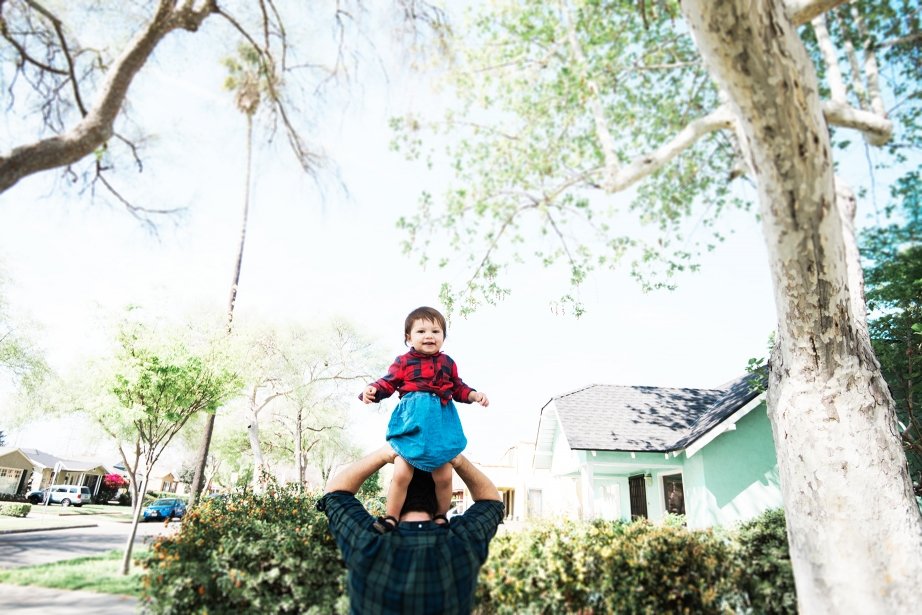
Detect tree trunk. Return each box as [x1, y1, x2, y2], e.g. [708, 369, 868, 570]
[682, 1, 922, 612]
[247, 386, 268, 493]
[295, 408, 305, 489]
[190, 108, 255, 503]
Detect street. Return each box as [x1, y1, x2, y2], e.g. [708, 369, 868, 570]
[0, 519, 178, 569]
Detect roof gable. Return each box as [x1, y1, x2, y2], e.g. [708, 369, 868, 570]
[545, 372, 763, 454]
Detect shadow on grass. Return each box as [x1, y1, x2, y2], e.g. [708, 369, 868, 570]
[0, 549, 146, 596]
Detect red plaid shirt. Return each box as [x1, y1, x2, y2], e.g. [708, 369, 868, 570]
[362, 349, 475, 406]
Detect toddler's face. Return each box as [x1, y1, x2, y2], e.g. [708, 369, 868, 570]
[406, 318, 445, 355]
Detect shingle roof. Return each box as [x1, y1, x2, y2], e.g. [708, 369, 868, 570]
[549, 372, 763, 453]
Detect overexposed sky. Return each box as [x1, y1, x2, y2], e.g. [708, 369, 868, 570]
[0, 5, 885, 465]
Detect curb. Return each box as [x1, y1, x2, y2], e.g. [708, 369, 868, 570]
[0, 523, 99, 535]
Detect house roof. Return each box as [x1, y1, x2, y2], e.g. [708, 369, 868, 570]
[539, 371, 763, 454]
[15, 448, 108, 473]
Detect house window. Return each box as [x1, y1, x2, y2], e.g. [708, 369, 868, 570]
[500, 488, 514, 519]
[662, 474, 686, 515]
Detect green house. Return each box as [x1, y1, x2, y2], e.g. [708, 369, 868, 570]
[532, 372, 782, 529]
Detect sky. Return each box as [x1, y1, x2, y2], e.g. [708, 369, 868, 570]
[0, 3, 886, 468]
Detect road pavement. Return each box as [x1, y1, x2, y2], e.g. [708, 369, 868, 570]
[0, 516, 179, 613]
[0, 517, 176, 568]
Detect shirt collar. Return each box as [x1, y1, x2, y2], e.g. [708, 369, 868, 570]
[407, 348, 441, 359]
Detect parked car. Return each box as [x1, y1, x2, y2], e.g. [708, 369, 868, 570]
[28, 485, 92, 507]
[142, 498, 186, 522]
[26, 489, 46, 505]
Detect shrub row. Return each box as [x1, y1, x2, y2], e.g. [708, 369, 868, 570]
[0, 502, 31, 517]
[141, 494, 794, 615]
[141, 487, 346, 615]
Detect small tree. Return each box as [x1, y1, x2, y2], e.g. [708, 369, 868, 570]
[89, 318, 241, 574]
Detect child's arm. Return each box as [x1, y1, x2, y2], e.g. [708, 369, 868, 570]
[358, 356, 405, 403]
[448, 357, 487, 405]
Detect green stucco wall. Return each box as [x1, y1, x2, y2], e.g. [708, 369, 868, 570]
[683, 404, 783, 529]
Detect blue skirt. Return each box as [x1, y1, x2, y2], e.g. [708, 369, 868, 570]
[386, 391, 467, 472]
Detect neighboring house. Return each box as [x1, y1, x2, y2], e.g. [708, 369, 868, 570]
[0, 448, 35, 496]
[0, 448, 109, 497]
[533, 372, 782, 529]
[452, 442, 537, 524]
[150, 471, 190, 495]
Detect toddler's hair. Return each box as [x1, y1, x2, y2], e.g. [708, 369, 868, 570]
[404, 306, 447, 341]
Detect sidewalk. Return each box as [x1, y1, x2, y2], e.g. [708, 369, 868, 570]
[0, 583, 138, 614]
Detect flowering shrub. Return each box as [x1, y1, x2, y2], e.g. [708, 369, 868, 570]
[141, 487, 346, 614]
[95, 473, 129, 504]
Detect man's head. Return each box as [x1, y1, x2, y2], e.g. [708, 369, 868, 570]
[399, 468, 439, 519]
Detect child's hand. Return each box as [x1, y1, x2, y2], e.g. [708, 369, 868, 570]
[362, 386, 378, 404]
[469, 391, 489, 407]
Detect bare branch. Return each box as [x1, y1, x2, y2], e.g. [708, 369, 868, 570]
[0, 0, 219, 194]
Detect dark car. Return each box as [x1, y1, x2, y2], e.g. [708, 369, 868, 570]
[26, 489, 46, 504]
[142, 498, 186, 522]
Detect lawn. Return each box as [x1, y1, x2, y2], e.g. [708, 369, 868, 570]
[0, 549, 146, 596]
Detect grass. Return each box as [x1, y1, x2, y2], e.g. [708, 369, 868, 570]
[0, 549, 146, 596]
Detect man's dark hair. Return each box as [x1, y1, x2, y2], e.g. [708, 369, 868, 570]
[400, 468, 439, 517]
[404, 306, 448, 342]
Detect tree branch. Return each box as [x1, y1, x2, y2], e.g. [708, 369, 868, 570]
[823, 100, 892, 146]
[600, 105, 735, 193]
[785, 0, 848, 24]
[812, 13, 847, 103]
[561, 0, 619, 177]
[0, 0, 219, 193]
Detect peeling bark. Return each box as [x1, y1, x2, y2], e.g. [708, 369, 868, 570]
[682, 0, 922, 612]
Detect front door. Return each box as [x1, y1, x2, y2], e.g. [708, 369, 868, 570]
[628, 474, 648, 520]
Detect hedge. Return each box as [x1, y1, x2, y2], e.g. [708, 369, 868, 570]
[140, 487, 347, 615]
[0, 502, 31, 517]
[142, 495, 794, 615]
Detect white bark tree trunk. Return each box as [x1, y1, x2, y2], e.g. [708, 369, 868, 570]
[682, 1, 922, 613]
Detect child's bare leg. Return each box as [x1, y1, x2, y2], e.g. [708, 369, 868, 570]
[432, 463, 453, 520]
[386, 456, 414, 522]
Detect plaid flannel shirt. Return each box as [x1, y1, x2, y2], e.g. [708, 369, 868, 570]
[317, 491, 504, 615]
[362, 350, 476, 406]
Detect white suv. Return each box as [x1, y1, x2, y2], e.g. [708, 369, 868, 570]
[42, 485, 92, 507]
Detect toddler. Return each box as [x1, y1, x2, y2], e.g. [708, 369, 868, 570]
[360, 306, 488, 531]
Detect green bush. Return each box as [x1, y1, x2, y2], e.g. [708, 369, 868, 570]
[476, 518, 740, 614]
[0, 502, 31, 517]
[140, 487, 345, 614]
[734, 508, 796, 615]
